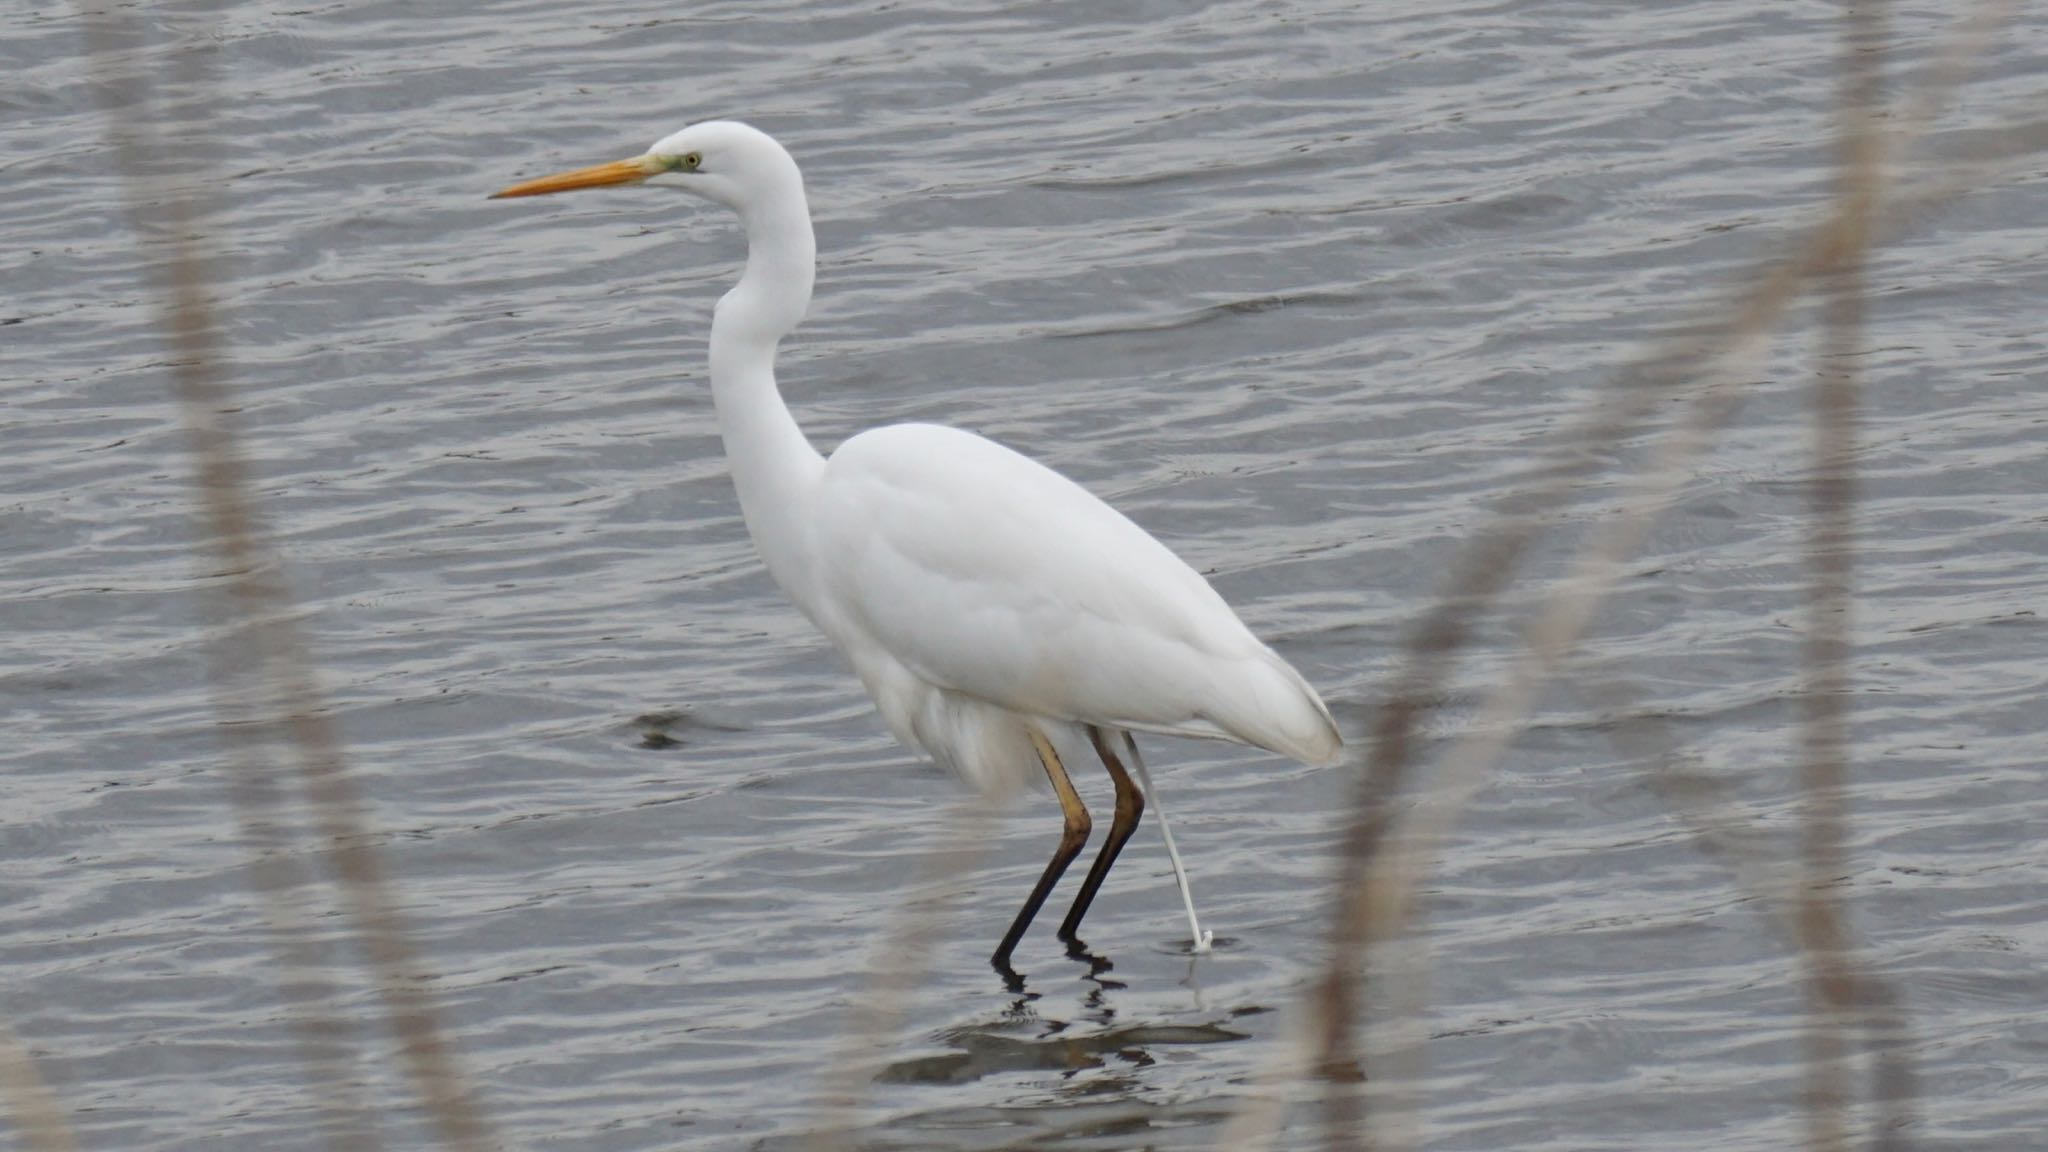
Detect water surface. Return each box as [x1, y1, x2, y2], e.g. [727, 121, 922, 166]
[5, 1, 2047, 1148]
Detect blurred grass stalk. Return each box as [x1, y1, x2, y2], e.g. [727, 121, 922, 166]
[0, 1020, 78, 1152]
[804, 797, 1003, 1151]
[67, 5, 498, 1150]
[1205, 1, 2037, 1149]
[1797, 3, 1886, 1151]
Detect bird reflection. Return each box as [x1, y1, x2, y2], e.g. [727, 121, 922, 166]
[1065, 937, 1128, 1007]
[875, 1013, 1251, 1087]
[993, 933, 1124, 999]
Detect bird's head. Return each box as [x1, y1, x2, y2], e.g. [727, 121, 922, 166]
[490, 119, 799, 214]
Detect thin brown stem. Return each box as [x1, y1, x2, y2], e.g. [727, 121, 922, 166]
[0, 1020, 78, 1152]
[75, 5, 498, 1149]
[1798, 4, 1886, 1149]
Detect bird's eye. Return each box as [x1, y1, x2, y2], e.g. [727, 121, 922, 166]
[676, 152, 703, 172]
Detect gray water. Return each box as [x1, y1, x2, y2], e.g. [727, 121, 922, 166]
[6, 1, 2047, 1148]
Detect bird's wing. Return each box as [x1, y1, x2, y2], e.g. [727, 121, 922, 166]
[811, 422, 1338, 764]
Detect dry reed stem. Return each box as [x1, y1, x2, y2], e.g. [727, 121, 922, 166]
[805, 796, 1002, 1150]
[1305, 200, 1820, 1152]
[1215, 1004, 1326, 1151]
[1590, 682, 1809, 939]
[1584, 673, 1921, 1150]
[76, 6, 498, 1150]
[1347, 341, 1768, 1151]
[1226, 3, 2037, 1149]
[0, 1021, 78, 1152]
[73, 10, 374, 1150]
[1798, 4, 1885, 1149]
[1228, 129, 2048, 1150]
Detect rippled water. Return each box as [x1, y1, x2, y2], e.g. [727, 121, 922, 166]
[6, 2, 2047, 1149]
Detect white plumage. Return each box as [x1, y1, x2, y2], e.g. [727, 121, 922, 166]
[494, 120, 1339, 971]
[815, 423, 1338, 787]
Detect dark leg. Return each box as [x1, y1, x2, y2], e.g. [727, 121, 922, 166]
[991, 728, 1092, 969]
[1057, 726, 1145, 943]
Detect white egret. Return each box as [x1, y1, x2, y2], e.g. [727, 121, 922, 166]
[492, 121, 1340, 971]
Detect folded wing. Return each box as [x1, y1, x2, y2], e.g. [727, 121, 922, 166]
[812, 422, 1339, 765]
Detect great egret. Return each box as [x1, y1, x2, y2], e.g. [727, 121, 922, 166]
[492, 121, 1340, 971]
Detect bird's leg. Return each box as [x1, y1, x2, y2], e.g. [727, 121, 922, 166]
[1120, 732, 1213, 952]
[990, 728, 1093, 970]
[1057, 726, 1146, 944]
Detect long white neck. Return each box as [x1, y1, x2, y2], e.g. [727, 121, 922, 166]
[708, 171, 827, 612]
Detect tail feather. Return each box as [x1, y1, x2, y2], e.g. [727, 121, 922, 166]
[1211, 650, 1342, 766]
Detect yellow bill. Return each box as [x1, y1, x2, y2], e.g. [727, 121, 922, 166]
[489, 155, 665, 199]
